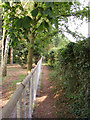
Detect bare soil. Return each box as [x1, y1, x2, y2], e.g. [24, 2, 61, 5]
[1, 64, 27, 108]
[34, 65, 57, 118]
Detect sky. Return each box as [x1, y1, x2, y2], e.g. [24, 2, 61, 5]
[65, 0, 88, 42]
[65, 17, 88, 42]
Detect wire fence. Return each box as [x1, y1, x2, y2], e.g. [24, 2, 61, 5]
[1, 56, 43, 119]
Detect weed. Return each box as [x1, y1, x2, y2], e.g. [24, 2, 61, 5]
[56, 110, 61, 118]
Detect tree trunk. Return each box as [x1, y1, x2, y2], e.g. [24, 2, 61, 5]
[1, 8, 6, 71]
[1, 28, 5, 67]
[10, 47, 13, 64]
[27, 2, 37, 74]
[27, 32, 35, 74]
[2, 35, 10, 77]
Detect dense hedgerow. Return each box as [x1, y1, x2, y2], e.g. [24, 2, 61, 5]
[55, 39, 89, 118]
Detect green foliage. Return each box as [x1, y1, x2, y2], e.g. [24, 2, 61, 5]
[1, 2, 89, 69]
[31, 8, 38, 17]
[38, 20, 49, 32]
[55, 39, 89, 118]
[11, 39, 43, 66]
[1, 1, 88, 48]
[13, 40, 28, 66]
[14, 16, 32, 29]
[48, 48, 56, 67]
[45, 34, 70, 67]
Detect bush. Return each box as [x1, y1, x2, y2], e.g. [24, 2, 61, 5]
[55, 39, 89, 118]
[47, 49, 56, 67]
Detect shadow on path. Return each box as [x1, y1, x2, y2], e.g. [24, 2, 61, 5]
[33, 65, 57, 118]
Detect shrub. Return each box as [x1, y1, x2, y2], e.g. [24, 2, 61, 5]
[48, 49, 56, 67]
[55, 39, 89, 118]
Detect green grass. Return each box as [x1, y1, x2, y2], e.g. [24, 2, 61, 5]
[2, 77, 6, 81]
[42, 63, 48, 66]
[9, 87, 15, 91]
[13, 74, 26, 85]
[7, 67, 18, 71]
[56, 110, 61, 118]
[2, 73, 26, 90]
[19, 74, 26, 78]
[48, 69, 59, 82]
[2, 75, 10, 81]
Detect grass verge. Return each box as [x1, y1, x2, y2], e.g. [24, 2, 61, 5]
[48, 67, 75, 118]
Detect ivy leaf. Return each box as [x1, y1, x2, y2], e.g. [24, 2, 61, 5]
[31, 8, 38, 17]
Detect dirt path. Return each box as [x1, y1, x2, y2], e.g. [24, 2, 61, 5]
[34, 65, 57, 118]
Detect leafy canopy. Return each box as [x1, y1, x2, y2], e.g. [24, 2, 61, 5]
[1, 2, 89, 48]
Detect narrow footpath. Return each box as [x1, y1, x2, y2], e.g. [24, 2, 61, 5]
[34, 65, 57, 118]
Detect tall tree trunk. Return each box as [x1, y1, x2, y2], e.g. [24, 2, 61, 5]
[10, 47, 13, 64]
[27, 33, 34, 74]
[1, 7, 6, 72]
[1, 27, 6, 76]
[27, 2, 37, 74]
[1, 28, 5, 68]
[2, 35, 10, 77]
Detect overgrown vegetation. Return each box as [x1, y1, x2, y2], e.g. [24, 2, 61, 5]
[45, 34, 70, 67]
[48, 39, 89, 118]
[1, 1, 88, 76]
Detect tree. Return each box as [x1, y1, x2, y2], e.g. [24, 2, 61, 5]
[1, 1, 88, 75]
